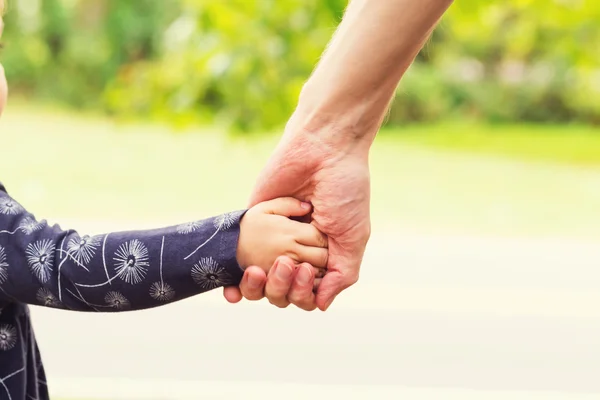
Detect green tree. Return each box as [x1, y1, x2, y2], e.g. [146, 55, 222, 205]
[2, 0, 599, 130]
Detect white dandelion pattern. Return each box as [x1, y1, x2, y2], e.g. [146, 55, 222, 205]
[18, 217, 45, 235]
[214, 212, 236, 230]
[0, 324, 17, 351]
[0, 197, 24, 215]
[36, 287, 62, 308]
[191, 257, 231, 290]
[25, 239, 55, 283]
[104, 291, 130, 310]
[113, 239, 149, 284]
[183, 212, 241, 260]
[0, 245, 7, 285]
[67, 234, 101, 266]
[176, 220, 203, 234]
[149, 281, 176, 302]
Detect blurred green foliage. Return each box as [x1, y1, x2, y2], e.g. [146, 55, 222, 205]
[2, 0, 599, 131]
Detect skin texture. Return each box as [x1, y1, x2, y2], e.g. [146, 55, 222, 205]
[224, 0, 454, 311]
[236, 198, 328, 272]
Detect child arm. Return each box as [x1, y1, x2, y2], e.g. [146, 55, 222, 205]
[0, 188, 246, 312]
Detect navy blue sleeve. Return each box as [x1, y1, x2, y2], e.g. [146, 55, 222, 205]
[0, 188, 246, 312]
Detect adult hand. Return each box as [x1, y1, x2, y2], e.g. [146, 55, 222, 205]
[224, 121, 371, 311]
[226, 255, 321, 311]
[223, 0, 452, 311]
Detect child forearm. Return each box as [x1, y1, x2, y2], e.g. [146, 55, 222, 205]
[0, 188, 246, 312]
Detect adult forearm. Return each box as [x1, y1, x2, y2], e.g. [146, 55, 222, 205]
[294, 0, 453, 149]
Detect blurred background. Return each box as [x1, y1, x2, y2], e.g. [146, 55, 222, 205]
[1, 0, 600, 399]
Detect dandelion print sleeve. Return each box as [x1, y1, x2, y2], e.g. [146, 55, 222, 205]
[0, 187, 246, 312]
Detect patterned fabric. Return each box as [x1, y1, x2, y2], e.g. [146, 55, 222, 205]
[0, 183, 246, 400]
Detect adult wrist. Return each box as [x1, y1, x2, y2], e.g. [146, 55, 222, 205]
[287, 88, 378, 158]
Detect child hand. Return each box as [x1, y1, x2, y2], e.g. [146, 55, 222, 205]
[236, 198, 328, 274]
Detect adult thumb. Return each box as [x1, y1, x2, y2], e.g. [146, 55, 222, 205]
[260, 197, 312, 218]
[315, 270, 356, 311]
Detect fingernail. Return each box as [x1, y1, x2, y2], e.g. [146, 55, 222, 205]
[247, 274, 262, 289]
[297, 266, 312, 285]
[275, 263, 293, 280]
[301, 202, 311, 209]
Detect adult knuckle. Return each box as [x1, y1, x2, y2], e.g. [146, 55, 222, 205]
[272, 300, 290, 309]
[358, 224, 371, 245]
[299, 303, 317, 312]
[287, 291, 304, 305]
[294, 300, 315, 312]
[288, 291, 315, 310]
[284, 249, 300, 261]
[248, 292, 266, 301]
[265, 292, 288, 308]
[346, 270, 360, 287]
[242, 292, 258, 301]
[364, 225, 371, 242]
[241, 288, 262, 301]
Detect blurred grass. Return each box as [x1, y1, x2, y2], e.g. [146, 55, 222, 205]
[1, 104, 600, 237]
[384, 123, 600, 167]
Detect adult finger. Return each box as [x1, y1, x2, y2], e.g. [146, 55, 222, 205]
[315, 268, 359, 311]
[238, 266, 268, 301]
[264, 256, 295, 308]
[223, 286, 243, 303]
[287, 263, 318, 311]
[313, 277, 323, 292]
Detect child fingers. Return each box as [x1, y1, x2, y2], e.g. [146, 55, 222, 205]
[294, 223, 328, 248]
[295, 245, 328, 269]
[258, 197, 312, 217]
